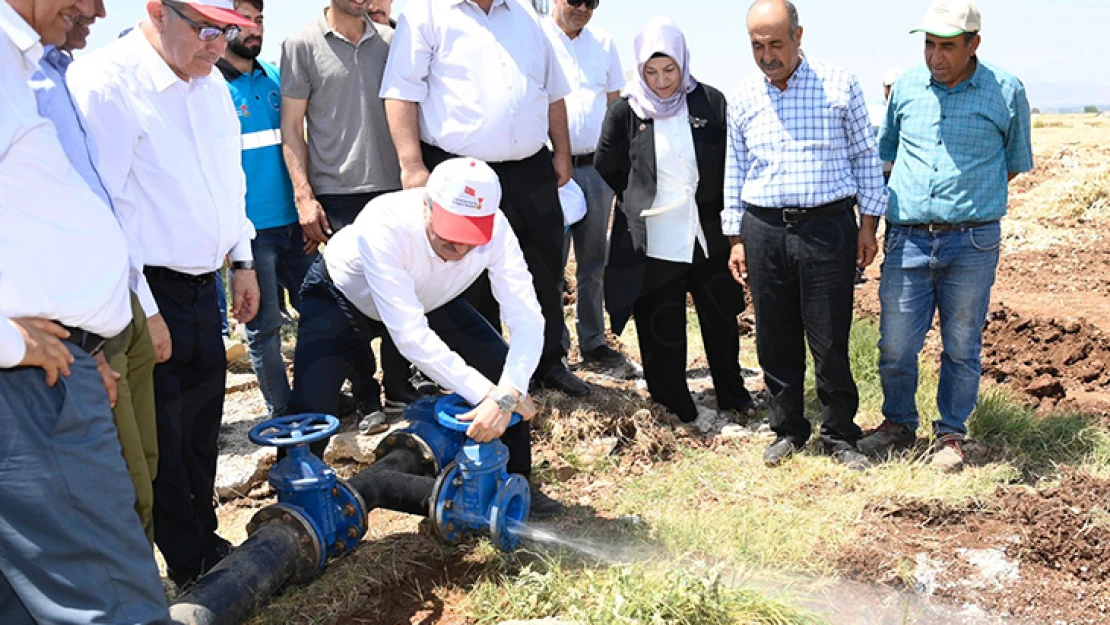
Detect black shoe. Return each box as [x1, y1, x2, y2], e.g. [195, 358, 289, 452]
[529, 484, 565, 520]
[410, 368, 443, 396]
[535, 367, 590, 396]
[580, 344, 626, 368]
[831, 447, 871, 471]
[168, 537, 234, 589]
[337, 392, 359, 418]
[763, 437, 799, 467]
[383, 384, 423, 414]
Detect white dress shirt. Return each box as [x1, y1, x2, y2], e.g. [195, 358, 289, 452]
[0, 3, 131, 367]
[644, 105, 706, 263]
[68, 28, 254, 315]
[325, 189, 544, 405]
[380, 0, 571, 163]
[541, 17, 623, 156]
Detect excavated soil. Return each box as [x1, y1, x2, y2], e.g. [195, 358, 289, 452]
[838, 470, 1110, 625]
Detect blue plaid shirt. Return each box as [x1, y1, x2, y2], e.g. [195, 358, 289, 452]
[722, 56, 886, 236]
[880, 60, 1033, 225]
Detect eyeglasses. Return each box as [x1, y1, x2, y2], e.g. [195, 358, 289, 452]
[163, 2, 241, 42]
[567, 0, 600, 9]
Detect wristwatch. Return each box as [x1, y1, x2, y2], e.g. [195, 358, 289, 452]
[231, 260, 255, 271]
[491, 389, 516, 413]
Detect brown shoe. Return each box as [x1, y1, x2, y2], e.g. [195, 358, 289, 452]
[930, 434, 965, 472]
[858, 420, 916, 458]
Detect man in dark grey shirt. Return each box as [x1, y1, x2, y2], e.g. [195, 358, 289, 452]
[280, 0, 415, 416]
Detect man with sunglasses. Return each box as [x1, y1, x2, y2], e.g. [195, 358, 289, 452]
[68, 0, 261, 588]
[382, 0, 589, 399]
[287, 158, 566, 518]
[542, 0, 626, 370]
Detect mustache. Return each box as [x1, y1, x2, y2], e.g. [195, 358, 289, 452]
[760, 60, 783, 70]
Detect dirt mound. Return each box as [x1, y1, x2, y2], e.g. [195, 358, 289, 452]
[981, 304, 1110, 410]
[837, 470, 1110, 624]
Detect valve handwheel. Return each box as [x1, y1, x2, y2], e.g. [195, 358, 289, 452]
[435, 393, 521, 433]
[249, 413, 340, 447]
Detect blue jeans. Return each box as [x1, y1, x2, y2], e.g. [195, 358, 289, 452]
[237, 223, 317, 416]
[561, 165, 615, 353]
[878, 221, 1001, 436]
[0, 345, 170, 624]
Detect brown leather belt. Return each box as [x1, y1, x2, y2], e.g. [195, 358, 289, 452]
[894, 220, 998, 234]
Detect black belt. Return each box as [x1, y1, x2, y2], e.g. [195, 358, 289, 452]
[571, 153, 595, 168]
[60, 324, 107, 357]
[745, 197, 855, 224]
[144, 266, 217, 286]
[893, 220, 998, 234]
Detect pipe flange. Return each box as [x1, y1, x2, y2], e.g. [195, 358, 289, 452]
[489, 474, 530, 552]
[248, 504, 324, 584]
[429, 462, 464, 544]
[373, 431, 439, 476]
[333, 478, 369, 553]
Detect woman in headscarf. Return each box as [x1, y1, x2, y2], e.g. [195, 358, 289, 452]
[595, 17, 752, 424]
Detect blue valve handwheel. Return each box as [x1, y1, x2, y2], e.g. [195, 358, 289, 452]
[434, 393, 521, 433]
[249, 413, 340, 447]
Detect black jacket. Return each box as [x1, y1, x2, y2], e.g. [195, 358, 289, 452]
[595, 83, 732, 334]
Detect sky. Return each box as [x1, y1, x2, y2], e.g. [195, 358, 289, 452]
[84, 0, 1110, 109]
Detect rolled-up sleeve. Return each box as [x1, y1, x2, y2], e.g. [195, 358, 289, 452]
[379, 4, 433, 102]
[722, 99, 748, 236]
[844, 76, 887, 217]
[485, 218, 544, 395]
[1005, 83, 1034, 175]
[0, 316, 25, 369]
[360, 236, 495, 405]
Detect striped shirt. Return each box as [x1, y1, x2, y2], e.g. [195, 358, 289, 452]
[879, 61, 1033, 225]
[722, 56, 886, 236]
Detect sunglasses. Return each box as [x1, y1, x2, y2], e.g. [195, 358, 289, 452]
[567, 0, 600, 9]
[163, 2, 241, 42]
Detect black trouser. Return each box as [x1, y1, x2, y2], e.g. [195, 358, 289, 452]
[422, 143, 566, 377]
[146, 270, 227, 576]
[317, 191, 411, 400]
[634, 248, 751, 422]
[288, 258, 531, 475]
[741, 205, 861, 452]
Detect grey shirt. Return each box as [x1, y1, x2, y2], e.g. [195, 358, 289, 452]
[281, 11, 401, 195]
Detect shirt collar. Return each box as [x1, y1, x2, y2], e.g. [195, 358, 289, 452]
[130, 26, 186, 92]
[451, 0, 509, 9]
[927, 57, 983, 92]
[216, 57, 264, 81]
[319, 8, 377, 45]
[43, 45, 72, 72]
[0, 1, 44, 75]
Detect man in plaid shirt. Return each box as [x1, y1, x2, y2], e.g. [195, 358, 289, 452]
[858, 0, 1032, 472]
[724, 0, 886, 470]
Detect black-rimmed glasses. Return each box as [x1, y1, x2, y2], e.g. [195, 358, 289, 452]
[163, 2, 241, 42]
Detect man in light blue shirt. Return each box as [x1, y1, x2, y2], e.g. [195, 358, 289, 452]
[28, 0, 162, 542]
[859, 0, 1033, 471]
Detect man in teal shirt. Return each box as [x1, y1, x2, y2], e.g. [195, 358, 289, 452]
[858, 0, 1033, 471]
[219, 0, 315, 417]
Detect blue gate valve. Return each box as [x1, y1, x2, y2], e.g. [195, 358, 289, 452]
[372, 396, 466, 476]
[429, 395, 532, 551]
[248, 414, 367, 581]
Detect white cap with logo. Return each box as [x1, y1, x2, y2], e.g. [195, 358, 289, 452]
[426, 158, 502, 246]
[910, 0, 981, 37]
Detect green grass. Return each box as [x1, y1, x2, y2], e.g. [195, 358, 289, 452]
[468, 556, 823, 625]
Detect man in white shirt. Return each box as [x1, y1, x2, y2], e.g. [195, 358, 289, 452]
[67, 0, 260, 588]
[381, 0, 590, 397]
[0, 1, 170, 622]
[288, 158, 565, 518]
[542, 0, 625, 368]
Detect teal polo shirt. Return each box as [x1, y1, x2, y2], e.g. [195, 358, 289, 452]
[879, 60, 1034, 225]
[219, 58, 298, 230]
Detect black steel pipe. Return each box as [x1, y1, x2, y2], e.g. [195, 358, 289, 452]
[348, 449, 436, 517]
[168, 522, 302, 625]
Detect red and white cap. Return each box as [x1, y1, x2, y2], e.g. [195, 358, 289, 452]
[427, 158, 501, 246]
[181, 0, 255, 29]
